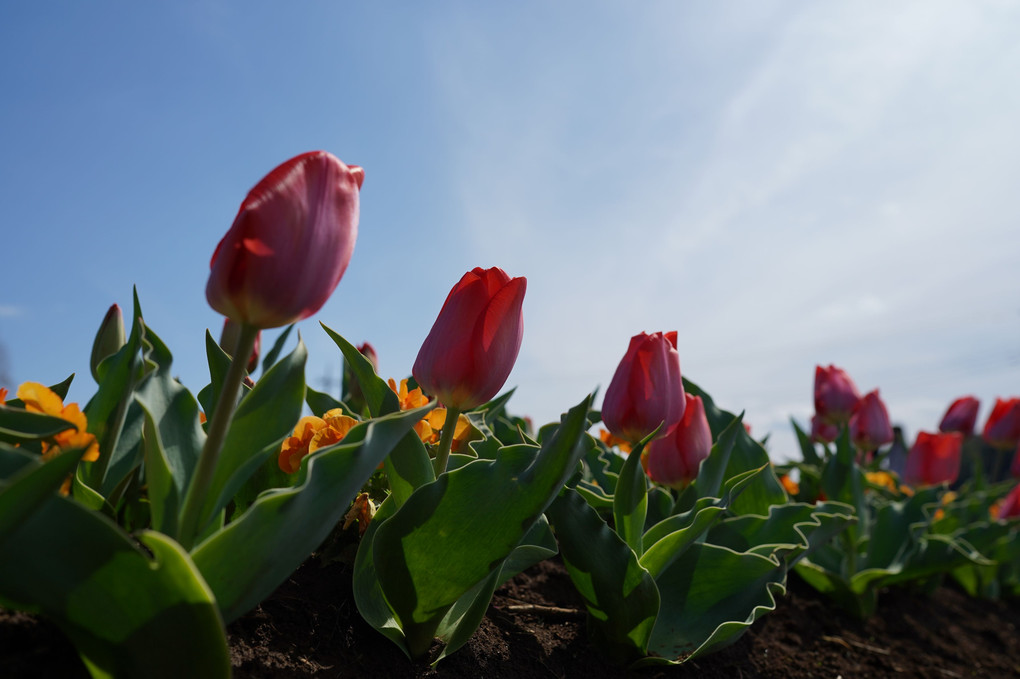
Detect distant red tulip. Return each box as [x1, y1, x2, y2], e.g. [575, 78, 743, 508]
[849, 390, 893, 451]
[220, 319, 261, 373]
[982, 397, 1020, 449]
[997, 483, 1020, 520]
[938, 396, 980, 437]
[645, 393, 712, 488]
[602, 331, 686, 444]
[357, 342, 379, 371]
[903, 431, 963, 487]
[207, 151, 363, 329]
[814, 365, 860, 425]
[811, 414, 840, 444]
[412, 267, 526, 411]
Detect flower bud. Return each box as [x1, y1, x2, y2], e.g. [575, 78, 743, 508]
[644, 393, 711, 488]
[602, 332, 685, 444]
[849, 390, 893, 452]
[982, 397, 1020, 450]
[938, 396, 980, 437]
[903, 431, 963, 487]
[206, 151, 363, 329]
[90, 304, 126, 381]
[412, 267, 526, 411]
[814, 365, 860, 425]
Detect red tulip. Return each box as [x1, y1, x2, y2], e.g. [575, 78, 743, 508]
[811, 414, 840, 444]
[849, 390, 893, 451]
[982, 397, 1020, 450]
[602, 331, 685, 444]
[938, 396, 980, 437]
[207, 151, 363, 329]
[814, 365, 860, 425]
[903, 431, 963, 487]
[412, 267, 526, 411]
[645, 393, 711, 488]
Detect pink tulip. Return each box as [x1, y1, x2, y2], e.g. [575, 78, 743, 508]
[814, 365, 861, 425]
[645, 393, 711, 488]
[412, 267, 526, 411]
[849, 390, 893, 451]
[982, 397, 1020, 450]
[938, 396, 980, 437]
[602, 332, 685, 444]
[903, 431, 963, 487]
[207, 151, 363, 329]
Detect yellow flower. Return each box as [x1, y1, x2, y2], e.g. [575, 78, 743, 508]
[15, 382, 99, 463]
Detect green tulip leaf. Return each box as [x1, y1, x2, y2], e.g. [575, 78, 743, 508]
[260, 323, 294, 375]
[546, 488, 659, 665]
[0, 496, 229, 679]
[791, 418, 821, 465]
[613, 439, 649, 555]
[382, 432, 435, 507]
[370, 396, 591, 658]
[304, 384, 349, 417]
[0, 407, 76, 443]
[0, 446, 86, 543]
[191, 402, 433, 623]
[320, 323, 399, 417]
[637, 543, 787, 666]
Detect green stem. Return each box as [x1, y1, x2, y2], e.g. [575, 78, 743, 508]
[432, 405, 461, 476]
[177, 323, 259, 550]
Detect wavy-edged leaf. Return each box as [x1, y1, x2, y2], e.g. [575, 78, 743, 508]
[0, 496, 229, 679]
[191, 402, 433, 623]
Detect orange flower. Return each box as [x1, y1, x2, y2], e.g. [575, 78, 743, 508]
[388, 378, 472, 451]
[16, 382, 99, 462]
[278, 410, 360, 473]
[0, 387, 8, 402]
[598, 429, 632, 454]
[780, 474, 800, 496]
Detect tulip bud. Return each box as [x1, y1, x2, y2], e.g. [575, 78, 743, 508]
[357, 342, 379, 371]
[903, 431, 963, 487]
[219, 319, 261, 373]
[412, 267, 526, 411]
[938, 396, 980, 437]
[849, 390, 893, 452]
[206, 151, 363, 329]
[982, 397, 1020, 450]
[602, 331, 685, 445]
[814, 365, 860, 425]
[644, 393, 711, 488]
[90, 304, 126, 381]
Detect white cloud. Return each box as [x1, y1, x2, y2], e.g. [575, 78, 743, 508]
[0, 305, 22, 318]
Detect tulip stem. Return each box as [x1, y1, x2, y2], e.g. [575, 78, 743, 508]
[177, 323, 260, 551]
[432, 406, 461, 476]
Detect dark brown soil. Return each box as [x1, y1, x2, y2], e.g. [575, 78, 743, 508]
[3, 556, 1019, 678]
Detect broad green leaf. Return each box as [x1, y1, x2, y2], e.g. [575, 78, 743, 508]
[638, 543, 786, 666]
[192, 339, 307, 536]
[352, 496, 407, 653]
[305, 384, 349, 417]
[191, 402, 433, 623]
[0, 496, 229, 679]
[546, 488, 659, 665]
[433, 517, 558, 663]
[382, 432, 435, 507]
[0, 408, 76, 443]
[198, 330, 233, 420]
[260, 323, 294, 374]
[371, 396, 592, 658]
[0, 446, 85, 543]
[321, 323, 400, 417]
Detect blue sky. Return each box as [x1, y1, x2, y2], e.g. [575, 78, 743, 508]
[2, 2, 1019, 460]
